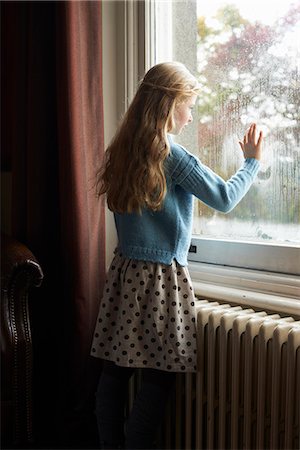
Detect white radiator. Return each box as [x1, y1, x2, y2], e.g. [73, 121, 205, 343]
[155, 300, 300, 449]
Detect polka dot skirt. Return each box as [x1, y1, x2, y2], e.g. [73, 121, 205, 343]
[91, 250, 197, 372]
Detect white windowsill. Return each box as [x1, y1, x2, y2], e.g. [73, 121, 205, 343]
[189, 262, 300, 319]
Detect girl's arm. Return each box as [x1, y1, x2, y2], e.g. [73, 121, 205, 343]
[175, 124, 263, 213]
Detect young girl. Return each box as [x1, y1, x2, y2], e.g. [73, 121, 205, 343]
[91, 61, 263, 449]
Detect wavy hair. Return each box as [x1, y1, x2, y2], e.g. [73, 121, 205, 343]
[96, 62, 199, 213]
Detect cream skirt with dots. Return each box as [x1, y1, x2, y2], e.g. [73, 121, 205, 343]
[91, 249, 197, 372]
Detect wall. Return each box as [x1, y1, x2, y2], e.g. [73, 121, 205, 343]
[102, 0, 118, 269]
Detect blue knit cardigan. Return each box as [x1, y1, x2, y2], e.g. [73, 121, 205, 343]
[114, 138, 260, 266]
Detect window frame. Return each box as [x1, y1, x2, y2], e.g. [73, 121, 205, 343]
[105, 0, 300, 313]
[147, 0, 300, 276]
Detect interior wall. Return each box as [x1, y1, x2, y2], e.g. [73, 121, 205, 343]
[102, 0, 118, 269]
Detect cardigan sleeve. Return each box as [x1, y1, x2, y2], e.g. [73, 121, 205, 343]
[166, 141, 260, 213]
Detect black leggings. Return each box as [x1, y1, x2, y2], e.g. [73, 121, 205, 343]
[95, 361, 176, 449]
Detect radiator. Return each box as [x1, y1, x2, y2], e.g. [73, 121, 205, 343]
[129, 299, 300, 449]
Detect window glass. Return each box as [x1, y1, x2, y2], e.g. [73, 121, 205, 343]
[154, 0, 300, 245]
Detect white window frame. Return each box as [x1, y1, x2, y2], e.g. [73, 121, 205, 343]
[103, 0, 300, 317]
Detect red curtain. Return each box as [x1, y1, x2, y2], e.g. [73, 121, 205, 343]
[2, 1, 105, 447]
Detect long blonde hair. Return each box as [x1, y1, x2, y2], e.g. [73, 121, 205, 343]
[97, 62, 199, 213]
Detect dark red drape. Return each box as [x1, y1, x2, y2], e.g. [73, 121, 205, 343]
[1, 1, 105, 447]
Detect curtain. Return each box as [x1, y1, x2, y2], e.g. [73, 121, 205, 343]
[2, 1, 105, 447]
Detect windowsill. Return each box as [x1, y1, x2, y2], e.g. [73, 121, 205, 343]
[189, 262, 300, 319]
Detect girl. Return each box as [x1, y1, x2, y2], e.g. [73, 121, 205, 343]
[91, 61, 263, 449]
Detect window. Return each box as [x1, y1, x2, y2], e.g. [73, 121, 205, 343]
[151, 0, 300, 277]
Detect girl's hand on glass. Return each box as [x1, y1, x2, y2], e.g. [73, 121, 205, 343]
[239, 123, 263, 161]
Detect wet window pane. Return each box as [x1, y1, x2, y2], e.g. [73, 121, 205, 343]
[155, 0, 300, 245]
